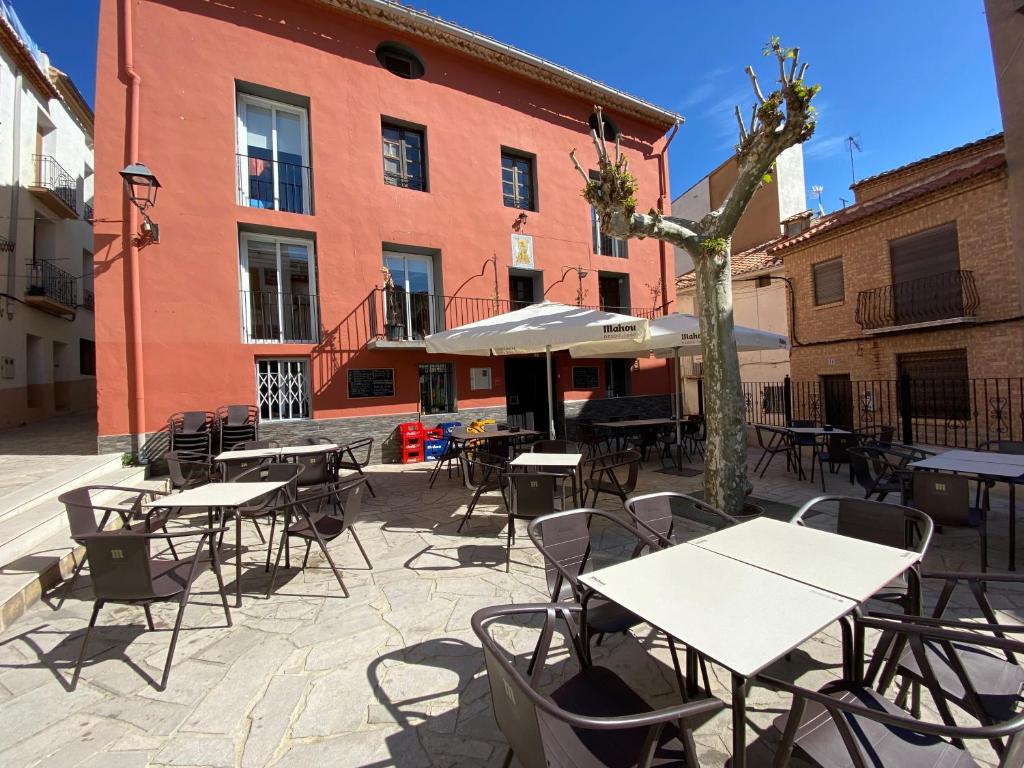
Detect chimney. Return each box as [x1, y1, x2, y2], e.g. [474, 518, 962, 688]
[781, 210, 814, 237]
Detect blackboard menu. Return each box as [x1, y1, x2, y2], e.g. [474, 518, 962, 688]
[572, 366, 599, 390]
[347, 368, 395, 398]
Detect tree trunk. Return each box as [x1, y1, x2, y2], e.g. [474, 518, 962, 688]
[692, 241, 751, 515]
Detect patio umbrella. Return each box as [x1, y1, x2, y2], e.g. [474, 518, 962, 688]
[425, 301, 650, 439]
[570, 312, 789, 466]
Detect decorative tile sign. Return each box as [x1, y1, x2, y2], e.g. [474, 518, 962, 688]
[511, 233, 535, 270]
[348, 368, 395, 398]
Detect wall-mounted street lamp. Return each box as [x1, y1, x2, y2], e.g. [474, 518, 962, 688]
[119, 163, 161, 244]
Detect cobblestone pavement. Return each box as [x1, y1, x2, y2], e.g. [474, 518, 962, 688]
[0, 447, 1020, 767]
[0, 411, 99, 498]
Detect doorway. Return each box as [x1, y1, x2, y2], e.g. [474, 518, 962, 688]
[598, 272, 629, 313]
[26, 334, 45, 409]
[508, 272, 539, 310]
[504, 356, 560, 435]
[821, 374, 853, 429]
[53, 341, 70, 410]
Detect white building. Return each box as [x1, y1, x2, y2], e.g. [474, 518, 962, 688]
[0, 1, 95, 428]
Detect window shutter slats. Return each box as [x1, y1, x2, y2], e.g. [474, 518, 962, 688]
[812, 259, 844, 305]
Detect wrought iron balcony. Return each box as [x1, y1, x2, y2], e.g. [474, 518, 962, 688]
[29, 154, 78, 218]
[83, 202, 93, 222]
[855, 270, 979, 332]
[236, 154, 312, 215]
[81, 287, 94, 311]
[368, 287, 664, 344]
[26, 260, 77, 317]
[241, 290, 319, 343]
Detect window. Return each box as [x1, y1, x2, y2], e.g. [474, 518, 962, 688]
[756, 275, 772, 289]
[509, 272, 541, 310]
[588, 111, 619, 142]
[81, 249, 94, 310]
[761, 383, 785, 414]
[889, 223, 961, 324]
[79, 339, 95, 376]
[257, 358, 311, 421]
[590, 171, 628, 258]
[240, 233, 318, 343]
[898, 349, 969, 420]
[382, 122, 426, 191]
[812, 258, 844, 305]
[605, 359, 631, 398]
[383, 251, 436, 340]
[375, 42, 426, 79]
[501, 150, 535, 210]
[420, 363, 455, 414]
[236, 92, 311, 214]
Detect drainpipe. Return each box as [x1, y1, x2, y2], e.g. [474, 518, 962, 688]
[6, 72, 21, 300]
[122, 0, 146, 451]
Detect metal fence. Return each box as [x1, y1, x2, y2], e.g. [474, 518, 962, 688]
[28, 260, 77, 308]
[33, 154, 78, 213]
[735, 376, 1024, 448]
[236, 154, 312, 215]
[855, 270, 979, 331]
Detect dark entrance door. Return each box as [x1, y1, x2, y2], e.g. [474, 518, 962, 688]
[509, 275, 535, 310]
[504, 356, 559, 435]
[821, 374, 854, 429]
[598, 273, 628, 312]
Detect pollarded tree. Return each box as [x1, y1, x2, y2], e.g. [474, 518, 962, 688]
[572, 38, 819, 515]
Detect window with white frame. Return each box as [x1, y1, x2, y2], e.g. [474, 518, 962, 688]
[256, 358, 311, 421]
[239, 233, 318, 343]
[383, 251, 437, 340]
[236, 92, 311, 214]
[589, 171, 628, 258]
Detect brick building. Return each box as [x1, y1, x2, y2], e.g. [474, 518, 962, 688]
[93, 0, 682, 458]
[776, 134, 1017, 445]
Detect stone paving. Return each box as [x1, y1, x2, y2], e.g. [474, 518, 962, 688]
[0, 411, 100, 498]
[0, 446, 1021, 767]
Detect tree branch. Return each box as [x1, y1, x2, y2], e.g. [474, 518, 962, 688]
[568, 149, 590, 186]
[735, 105, 748, 142]
[606, 210, 700, 250]
[745, 65, 766, 104]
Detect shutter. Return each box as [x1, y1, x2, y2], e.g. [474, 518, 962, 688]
[890, 223, 959, 284]
[812, 259, 844, 305]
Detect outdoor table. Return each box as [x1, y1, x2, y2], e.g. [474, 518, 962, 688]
[145, 481, 288, 606]
[449, 428, 540, 458]
[510, 452, 584, 504]
[594, 418, 676, 454]
[579, 519, 920, 768]
[912, 449, 1024, 569]
[279, 443, 339, 456]
[786, 426, 851, 436]
[214, 447, 279, 462]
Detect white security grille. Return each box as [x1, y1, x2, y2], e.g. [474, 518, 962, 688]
[256, 358, 311, 421]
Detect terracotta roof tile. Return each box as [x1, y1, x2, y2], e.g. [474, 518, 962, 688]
[676, 235, 786, 289]
[851, 133, 1003, 189]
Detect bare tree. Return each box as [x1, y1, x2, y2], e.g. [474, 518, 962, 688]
[573, 38, 819, 514]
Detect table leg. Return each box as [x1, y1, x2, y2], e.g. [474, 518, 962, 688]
[731, 672, 747, 768]
[1010, 482, 1017, 572]
[235, 508, 242, 607]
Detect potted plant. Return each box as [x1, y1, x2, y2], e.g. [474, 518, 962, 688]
[381, 266, 405, 341]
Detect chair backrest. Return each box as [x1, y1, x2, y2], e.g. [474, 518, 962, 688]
[224, 404, 254, 426]
[164, 450, 210, 488]
[979, 440, 1024, 455]
[624, 491, 738, 544]
[530, 440, 580, 454]
[461, 451, 505, 492]
[527, 510, 594, 600]
[59, 486, 109, 538]
[219, 456, 269, 481]
[81, 533, 156, 601]
[912, 472, 974, 527]
[329, 476, 367, 530]
[755, 424, 784, 450]
[877, 425, 895, 447]
[234, 462, 302, 506]
[791, 495, 934, 555]
[509, 473, 560, 520]
[294, 450, 333, 485]
[233, 439, 279, 450]
[180, 411, 210, 433]
[339, 437, 374, 468]
[825, 433, 858, 462]
[847, 445, 887, 491]
[789, 419, 816, 428]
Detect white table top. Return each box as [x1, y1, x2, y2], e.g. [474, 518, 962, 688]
[450, 428, 540, 440]
[214, 448, 279, 461]
[280, 443, 338, 456]
[594, 418, 676, 428]
[691, 517, 920, 602]
[510, 452, 584, 468]
[145, 481, 288, 508]
[912, 450, 1024, 479]
[787, 427, 851, 435]
[580, 545, 854, 677]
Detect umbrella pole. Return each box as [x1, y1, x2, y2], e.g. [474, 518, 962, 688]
[545, 345, 556, 439]
[674, 349, 683, 469]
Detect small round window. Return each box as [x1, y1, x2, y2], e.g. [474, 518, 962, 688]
[588, 112, 619, 141]
[375, 42, 425, 80]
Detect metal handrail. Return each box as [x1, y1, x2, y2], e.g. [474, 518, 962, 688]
[236, 153, 312, 214]
[855, 270, 979, 331]
[28, 260, 77, 308]
[241, 289, 319, 343]
[32, 154, 77, 212]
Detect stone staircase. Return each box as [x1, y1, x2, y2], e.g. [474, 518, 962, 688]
[0, 454, 161, 631]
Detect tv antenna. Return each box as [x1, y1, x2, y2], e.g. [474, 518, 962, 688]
[811, 185, 825, 216]
[846, 134, 862, 185]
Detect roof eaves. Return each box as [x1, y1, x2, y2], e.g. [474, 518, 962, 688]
[0, 13, 58, 100]
[319, 0, 684, 130]
[851, 133, 1004, 190]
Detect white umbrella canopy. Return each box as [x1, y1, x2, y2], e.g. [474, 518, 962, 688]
[425, 301, 650, 438]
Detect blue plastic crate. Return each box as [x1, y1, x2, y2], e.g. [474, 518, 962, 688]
[424, 439, 447, 460]
[438, 421, 462, 437]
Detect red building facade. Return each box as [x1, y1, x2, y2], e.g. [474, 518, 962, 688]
[94, 0, 680, 457]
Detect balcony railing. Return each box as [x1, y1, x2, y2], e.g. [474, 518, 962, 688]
[369, 288, 664, 342]
[81, 287, 94, 311]
[32, 154, 77, 213]
[83, 202, 93, 222]
[241, 290, 319, 343]
[855, 270, 979, 331]
[28, 260, 77, 308]
[236, 154, 312, 215]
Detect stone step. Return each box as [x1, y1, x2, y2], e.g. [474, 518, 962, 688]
[0, 465, 162, 633]
[0, 453, 126, 520]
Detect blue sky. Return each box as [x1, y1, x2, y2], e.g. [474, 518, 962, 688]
[16, 1, 1002, 213]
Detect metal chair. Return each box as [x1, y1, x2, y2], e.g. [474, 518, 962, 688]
[471, 603, 724, 768]
[504, 472, 568, 572]
[164, 450, 215, 491]
[911, 471, 989, 571]
[54, 485, 178, 609]
[530, 439, 581, 454]
[979, 440, 1024, 455]
[336, 437, 376, 497]
[231, 439, 280, 451]
[848, 445, 910, 502]
[291, 448, 337, 495]
[753, 425, 793, 478]
[266, 477, 371, 599]
[233, 462, 303, 570]
[428, 437, 463, 488]
[168, 411, 215, 454]
[581, 449, 641, 505]
[811, 433, 859, 491]
[455, 451, 509, 532]
[70, 527, 231, 692]
[215, 404, 258, 452]
[624, 491, 738, 552]
[765, 613, 1024, 768]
